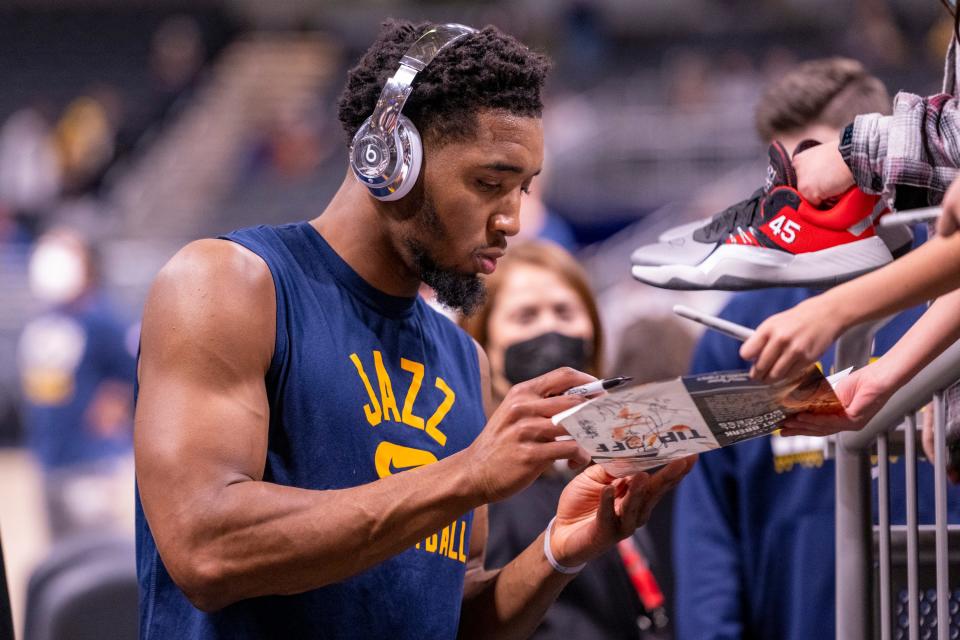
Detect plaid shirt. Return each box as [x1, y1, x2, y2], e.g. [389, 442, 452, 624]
[847, 39, 960, 207]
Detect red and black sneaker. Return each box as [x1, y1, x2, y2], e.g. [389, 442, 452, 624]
[631, 141, 894, 290]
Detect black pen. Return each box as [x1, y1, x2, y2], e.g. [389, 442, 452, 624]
[564, 376, 633, 396]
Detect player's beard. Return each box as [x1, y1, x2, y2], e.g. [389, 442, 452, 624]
[403, 192, 486, 316]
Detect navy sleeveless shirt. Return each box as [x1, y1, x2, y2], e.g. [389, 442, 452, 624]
[135, 222, 487, 639]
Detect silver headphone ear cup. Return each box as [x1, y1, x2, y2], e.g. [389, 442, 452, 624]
[377, 116, 423, 202]
[350, 114, 422, 201]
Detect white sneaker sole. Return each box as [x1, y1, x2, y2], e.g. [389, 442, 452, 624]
[631, 236, 892, 290]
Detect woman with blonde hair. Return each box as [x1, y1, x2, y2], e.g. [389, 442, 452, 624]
[461, 241, 603, 405]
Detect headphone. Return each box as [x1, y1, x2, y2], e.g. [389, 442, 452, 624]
[349, 23, 477, 201]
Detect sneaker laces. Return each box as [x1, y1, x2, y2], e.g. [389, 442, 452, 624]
[693, 140, 814, 243]
[694, 189, 764, 243]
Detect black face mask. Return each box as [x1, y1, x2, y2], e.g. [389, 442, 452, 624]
[503, 331, 591, 385]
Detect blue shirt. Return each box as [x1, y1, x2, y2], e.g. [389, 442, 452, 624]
[135, 222, 487, 639]
[672, 288, 960, 640]
[19, 293, 135, 469]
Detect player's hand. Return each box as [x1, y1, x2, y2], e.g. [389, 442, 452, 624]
[793, 140, 855, 206]
[740, 297, 843, 382]
[778, 364, 893, 437]
[547, 458, 695, 567]
[463, 367, 595, 503]
[937, 176, 960, 237]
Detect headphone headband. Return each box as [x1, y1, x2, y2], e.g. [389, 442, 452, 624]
[367, 23, 477, 137]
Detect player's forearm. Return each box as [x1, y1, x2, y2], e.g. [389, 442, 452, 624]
[166, 449, 483, 611]
[458, 530, 574, 640]
[875, 289, 960, 390]
[826, 233, 960, 332]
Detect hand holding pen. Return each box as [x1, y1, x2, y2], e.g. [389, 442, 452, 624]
[563, 376, 633, 397]
[555, 376, 632, 443]
[673, 303, 826, 382]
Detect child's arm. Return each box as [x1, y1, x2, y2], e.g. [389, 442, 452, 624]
[740, 232, 960, 382]
[779, 289, 960, 436]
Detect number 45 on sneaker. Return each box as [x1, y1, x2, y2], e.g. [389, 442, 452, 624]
[631, 141, 897, 291]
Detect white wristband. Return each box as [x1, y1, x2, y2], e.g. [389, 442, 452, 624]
[543, 517, 586, 575]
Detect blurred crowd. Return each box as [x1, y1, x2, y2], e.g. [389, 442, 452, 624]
[0, 14, 210, 244]
[1, 1, 959, 639]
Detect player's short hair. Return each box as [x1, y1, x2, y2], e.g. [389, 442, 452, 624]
[754, 57, 891, 142]
[337, 19, 551, 148]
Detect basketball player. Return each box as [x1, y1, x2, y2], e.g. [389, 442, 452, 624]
[134, 20, 693, 639]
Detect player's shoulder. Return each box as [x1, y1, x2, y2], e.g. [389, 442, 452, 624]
[158, 238, 271, 291]
[161, 238, 269, 278]
[141, 239, 275, 365]
[145, 239, 274, 330]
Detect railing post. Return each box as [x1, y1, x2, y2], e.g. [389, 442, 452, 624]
[835, 321, 886, 640]
[877, 432, 891, 640]
[835, 441, 873, 640]
[904, 413, 920, 640]
[831, 326, 960, 639]
[932, 392, 950, 640]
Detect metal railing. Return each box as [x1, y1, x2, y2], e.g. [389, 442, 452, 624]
[834, 328, 960, 639]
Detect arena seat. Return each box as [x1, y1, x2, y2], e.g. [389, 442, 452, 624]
[23, 535, 136, 640]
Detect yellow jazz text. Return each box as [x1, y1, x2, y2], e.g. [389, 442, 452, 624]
[350, 351, 456, 446]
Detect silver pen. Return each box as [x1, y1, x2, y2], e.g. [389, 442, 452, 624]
[673, 304, 755, 342]
[879, 207, 941, 227]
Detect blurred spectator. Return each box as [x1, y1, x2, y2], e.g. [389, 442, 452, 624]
[665, 50, 713, 107]
[268, 106, 324, 179]
[17, 228, 136, 541]
[54, 90, 118, 196]
[673, 265, 960, 640]
[243, 97, 332, 183]
[609, 316, 697, 389]
[670, 57, 947, 640]
[462, 241, 670, 639]
[752, 57, 891, 153]
[0, 105, 61, 233]
[151, 15, 205, 94]
[112, 14, 206, 167]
